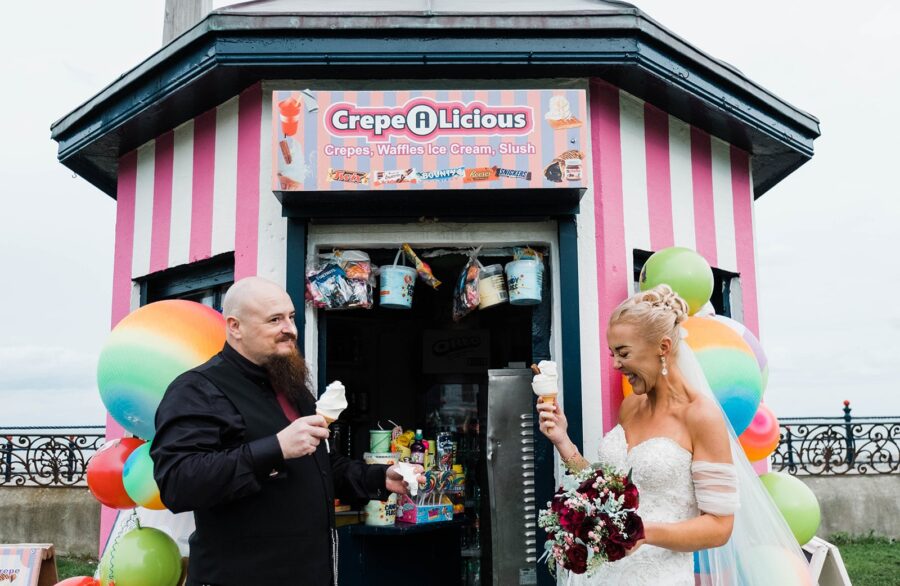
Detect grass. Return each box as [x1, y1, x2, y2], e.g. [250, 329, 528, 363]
[830, 532, 900, 586]
[57, 556, 98, 580]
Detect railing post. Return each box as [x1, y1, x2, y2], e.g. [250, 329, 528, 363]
[843, 400, 855, 467]
[3, 437, 11, 483]
[67, 436, 76, 483]
[785, 426, 795, 470]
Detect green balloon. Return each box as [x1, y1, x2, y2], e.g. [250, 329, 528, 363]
[760, 472, 821, 545]
[99, 527, 182, 586]
[639, 247, 714, 315]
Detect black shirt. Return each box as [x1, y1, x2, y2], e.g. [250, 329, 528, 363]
[151, 343, 390, 584]
[152, 343, 389, 513]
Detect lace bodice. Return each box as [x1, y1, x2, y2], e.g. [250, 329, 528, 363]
[567, 425, 699, 586]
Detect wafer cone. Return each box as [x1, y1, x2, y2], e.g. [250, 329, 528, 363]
[537, 393, 558, 405]
[317, 411, 337, 426]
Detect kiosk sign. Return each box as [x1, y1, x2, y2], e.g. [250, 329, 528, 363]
[272, 89, 590, 191]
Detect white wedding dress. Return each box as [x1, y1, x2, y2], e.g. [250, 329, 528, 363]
[566, 424, 697, 586]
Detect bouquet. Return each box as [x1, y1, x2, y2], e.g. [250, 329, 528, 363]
[538, 464, 645, 576]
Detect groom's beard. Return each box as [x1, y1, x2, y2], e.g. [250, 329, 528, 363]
[264, 343, 312, 407]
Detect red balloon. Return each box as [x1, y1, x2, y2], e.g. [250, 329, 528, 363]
[86, 437, 144, 509]
[55, 578, 99, 586]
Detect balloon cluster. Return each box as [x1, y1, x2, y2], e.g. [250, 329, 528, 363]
[75, 300, 225, 586]
[633, 247, 821, 547]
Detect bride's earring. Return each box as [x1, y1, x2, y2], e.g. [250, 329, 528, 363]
[661, 356, 668, 376]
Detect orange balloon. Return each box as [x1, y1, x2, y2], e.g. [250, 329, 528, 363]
[739, 403, 781, 462]
[622, 375, 633, 397]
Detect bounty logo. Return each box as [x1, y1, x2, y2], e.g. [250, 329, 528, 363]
[325, 97, 533, 142]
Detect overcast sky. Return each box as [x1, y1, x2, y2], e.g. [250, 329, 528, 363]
[1, 1, 897, 425]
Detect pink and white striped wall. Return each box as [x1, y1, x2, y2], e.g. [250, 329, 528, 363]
[577, 80, 760, 458]
[104, 79, 762, 543]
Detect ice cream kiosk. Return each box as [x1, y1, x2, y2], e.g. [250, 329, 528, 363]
[52, 1, 819, 584]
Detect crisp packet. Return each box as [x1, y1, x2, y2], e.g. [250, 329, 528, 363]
[452, 247, 482, 322]
[401, 243, 441, 289]
[305, 249, 376, 310]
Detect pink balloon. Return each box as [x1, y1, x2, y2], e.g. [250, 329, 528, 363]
[739, 403, 781, 462]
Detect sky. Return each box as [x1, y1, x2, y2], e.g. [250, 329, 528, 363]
[0, 1, 898, 425]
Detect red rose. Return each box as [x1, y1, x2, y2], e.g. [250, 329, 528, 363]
[559, 508, 586, 533]
[622, 482, 639, 510]
[578, 475, 600, 500]
[605, 540, 627, 562]
[607, 513, 645, 547]
[550, 495, 566, 514]
[567, 543, 589, 574]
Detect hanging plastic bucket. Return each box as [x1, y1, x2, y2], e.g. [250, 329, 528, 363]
[505, 259, 543, 305]
[379, 249, 416, 309]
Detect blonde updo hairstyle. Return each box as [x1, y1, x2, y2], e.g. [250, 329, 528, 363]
[609, 284, 689, 354]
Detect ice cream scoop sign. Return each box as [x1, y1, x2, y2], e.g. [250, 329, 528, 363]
[326, 99, 533, 142]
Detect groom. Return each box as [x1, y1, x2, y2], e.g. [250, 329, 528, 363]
[151, 276, 423, 586]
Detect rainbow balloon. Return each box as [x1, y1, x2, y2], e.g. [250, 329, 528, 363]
[710, 315, 769, 391]
[123, 443, 166, 510]
[97, 300, 225, 439]
[683, 316, 763, 435]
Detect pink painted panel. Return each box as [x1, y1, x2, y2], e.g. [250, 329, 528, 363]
[690, 127, 718, 266]
[235, 83, 262, 280]
[644, 103, 674, 250]
[730, 146, 759, 335]
[190, 108, 216, 262]
[590, 80, 628, 433]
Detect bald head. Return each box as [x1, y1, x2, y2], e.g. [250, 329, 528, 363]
[222, 276, 286, 320]
[223, 277, 298, 365]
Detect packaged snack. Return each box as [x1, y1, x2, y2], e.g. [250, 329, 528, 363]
[401, 243, 441, 289]
[305, 250, 375, 310]
[452, 247, 482, 322]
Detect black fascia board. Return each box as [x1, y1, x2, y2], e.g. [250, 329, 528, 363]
[51, 18, 820, 200]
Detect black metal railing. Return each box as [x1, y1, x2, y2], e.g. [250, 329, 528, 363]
[0, 426, 106, 487]
[771, 402, 899, 475]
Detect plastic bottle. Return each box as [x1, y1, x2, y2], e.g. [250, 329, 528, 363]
[410, 429, 426, 465]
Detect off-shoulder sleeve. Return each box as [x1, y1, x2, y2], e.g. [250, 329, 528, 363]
[691, 461, 740, 516]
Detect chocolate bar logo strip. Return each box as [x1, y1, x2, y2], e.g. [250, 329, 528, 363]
[325, 98, 533, 142]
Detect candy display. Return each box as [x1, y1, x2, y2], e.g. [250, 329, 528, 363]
[374, 168, 418, 186]
[401, 243, 441, 289]
[327, 168, 369, 184]
[492, 166, 532, 181]
[306, 250, 375, 310]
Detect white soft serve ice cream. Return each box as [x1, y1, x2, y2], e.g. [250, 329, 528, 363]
[316, 380, 348, 424]
[545, 96, 572, 121]
[532, 360, 559, 404]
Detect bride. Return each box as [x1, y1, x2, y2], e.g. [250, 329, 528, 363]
[537, 285, 811, 585]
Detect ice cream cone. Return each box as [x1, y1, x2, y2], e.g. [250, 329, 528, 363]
[317, 412, 337, 426]
[537, 393, 558, 405]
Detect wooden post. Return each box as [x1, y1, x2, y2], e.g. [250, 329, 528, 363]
[163, 0, 212, 45]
